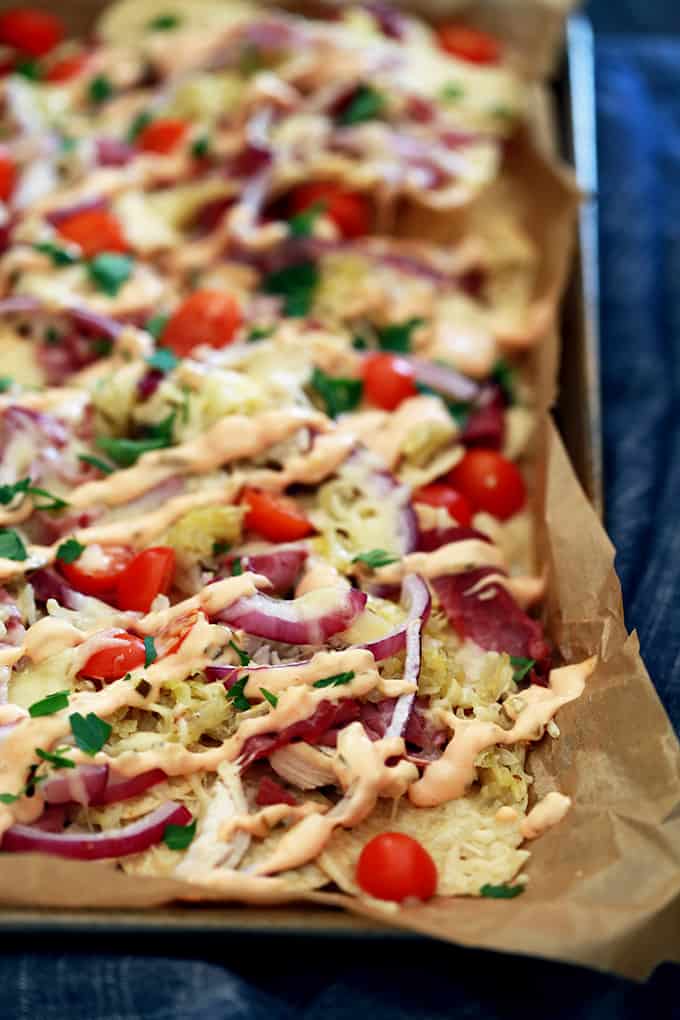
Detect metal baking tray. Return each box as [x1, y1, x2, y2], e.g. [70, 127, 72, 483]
[0, 10, 601, 939]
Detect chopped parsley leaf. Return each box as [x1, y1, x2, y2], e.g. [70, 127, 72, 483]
[148, 13, 182, 30]
[0, 477, 68, 512]
[56, 538, 84, 564]
[15, 59, 41, 81]
[376, 317, 423, 354]
[88, 74, 114, 105]
[44, 325, 61, 345]
[337, 85, 385, 126]
[352, 549, 399, 569]
[78, 453, 115, 475]
[490, 105, 513, 121]
[87, 253, 134, 297]
[262, 261, 319, 318]
[441, 82, 464, 102]
[480, 882, 525, 899]
[313, 671, 355, 689]
[310, 367, 363, 419]
[229, 639, 249, 667]
[227, 675, 250, 711]
[191, 136, 210, 159]
[260, 687, 278, 708]
[352, 335, 368, 351]
[247, 326, 272, 343]
[0, 529, 27, 562]
[0, 377, 13, 392]
[491, 358, 515, 405]
[143, 636, 157, 668]
[163, 818, 197, 850]
[510, 656, 535, 685]
[35, 747, 75, 769]
[230, 556, 243, 577]
[70, 712, 112, 757]
[145, 313, 168, 341]
[127, 110, 153, 142]
[0, 792, 19, 804]
[96, 412, 175, 467]
[212, 541, 230, 557]
[33, 241, 79, 266]
[29, 690, 70, 718]
[239, 44, 266, 76]
[288, 200, 325, 238]
[147, 347, 178, 374]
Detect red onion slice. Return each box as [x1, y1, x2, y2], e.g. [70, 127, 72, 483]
[417, 525, 492, 553]
[42, 765, 109, 806]
[45, 196, 108, 227]
[360, 573, 430, 662]
[215, 548, 307, 596]
[96, 138, 134, 167]
[407, 357, 480, 404]
[364, 466, 418, 555]
[0, 296, 124, 339]
[90, 768, 167, 805]
[385, 615, 423, 739]
[1, 801, 191, 860]
[216, 586, 367, 645]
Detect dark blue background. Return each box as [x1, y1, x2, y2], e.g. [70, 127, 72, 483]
[3, 3, 680, 1016]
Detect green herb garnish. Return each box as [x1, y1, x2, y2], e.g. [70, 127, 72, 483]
[44, 325, 61, 346]
[0, 377, 13, 392]
[70, 712, 112, 757]
[0, 792, 19, 804]
[288, 200, 325, 238]
[29, 690, 70, 718]
[145, 313, 168, 341]
[227, 675, 250, 711]
[310, 367, 363, 419]
[35, 747, 75, 769]
[0, 529, 27, 562]
[0, 478, 68, 512]
[313, 671, 355, 689]
[191, 136, 210, 159]
[238, 44, 266, 76]
[376, 317, 423, 353]
[441, 82, 464, 102]
[229, 639, 249, 667]
[247, 326, 272, 343]
[87, 252, 134, 297]
[352, 335, 368, 351]
[230, 556, 243, 577]
[15, 59, 42, 81]
[127, 110, 153, 142]
[96, 412, 175, 467]
[491, 358, 515, 404]
[262, 261, 319, 318]
[146, 347, 178, 374]
[212, 541, 230, 557]
[144, 636, 157, 668]
[33, 241, 79, 266]
[480, 882, 525, 899]
[78, 453, 115, 476]
[352, 549, 398, 569]
[148, 13, 181, 31]
[337, 85, 385, 126]
[88, 74, 114, 105]
[510, 656, 535, 685]
[260, 687, 278, 708]
[163, 818, 197, 850]
[56, 538, 84, 564]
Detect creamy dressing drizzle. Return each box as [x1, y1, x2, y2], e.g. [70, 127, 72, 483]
[219, 800, 326, 841]
[374, 540, 505, 584]
[409, 657, 596, 808]
[520, 791, 571, 840]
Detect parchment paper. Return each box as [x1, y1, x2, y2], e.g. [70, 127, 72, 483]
[0, 0, 678, 985]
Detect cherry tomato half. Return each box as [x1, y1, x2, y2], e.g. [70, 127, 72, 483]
[0, 153, 16, 204]
[60, 545, 134, 599]
[356, 832, 438, 902]
[289, 182, 371, 240]
[45, 52, 88, 83]
[115, 547, 176, 613]
[79, 631, 146, 681]
[57, 207, 129, 258]
[448, 449, 526, 520]
[435, 24, 501, 65]
[242, 488, 314, 543]
[362, 352, 417, 411]
[412, 483, 472, 526]
[162, 289, 242, 357]
[137, 118, 189, 155]
[0, 8, 63, 58]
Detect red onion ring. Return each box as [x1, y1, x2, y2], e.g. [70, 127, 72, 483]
[1, 801, 191, 860]
[406, 356, 480, 404]
[90, 768, 167, 805]
[0, 296, 124, 339]
[360, 573, 430, 662]
[42, 764, 109, 806]
[215, 586, 367, 645]
[45, 196, 108, 227]
[215, 548, 307, 596]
